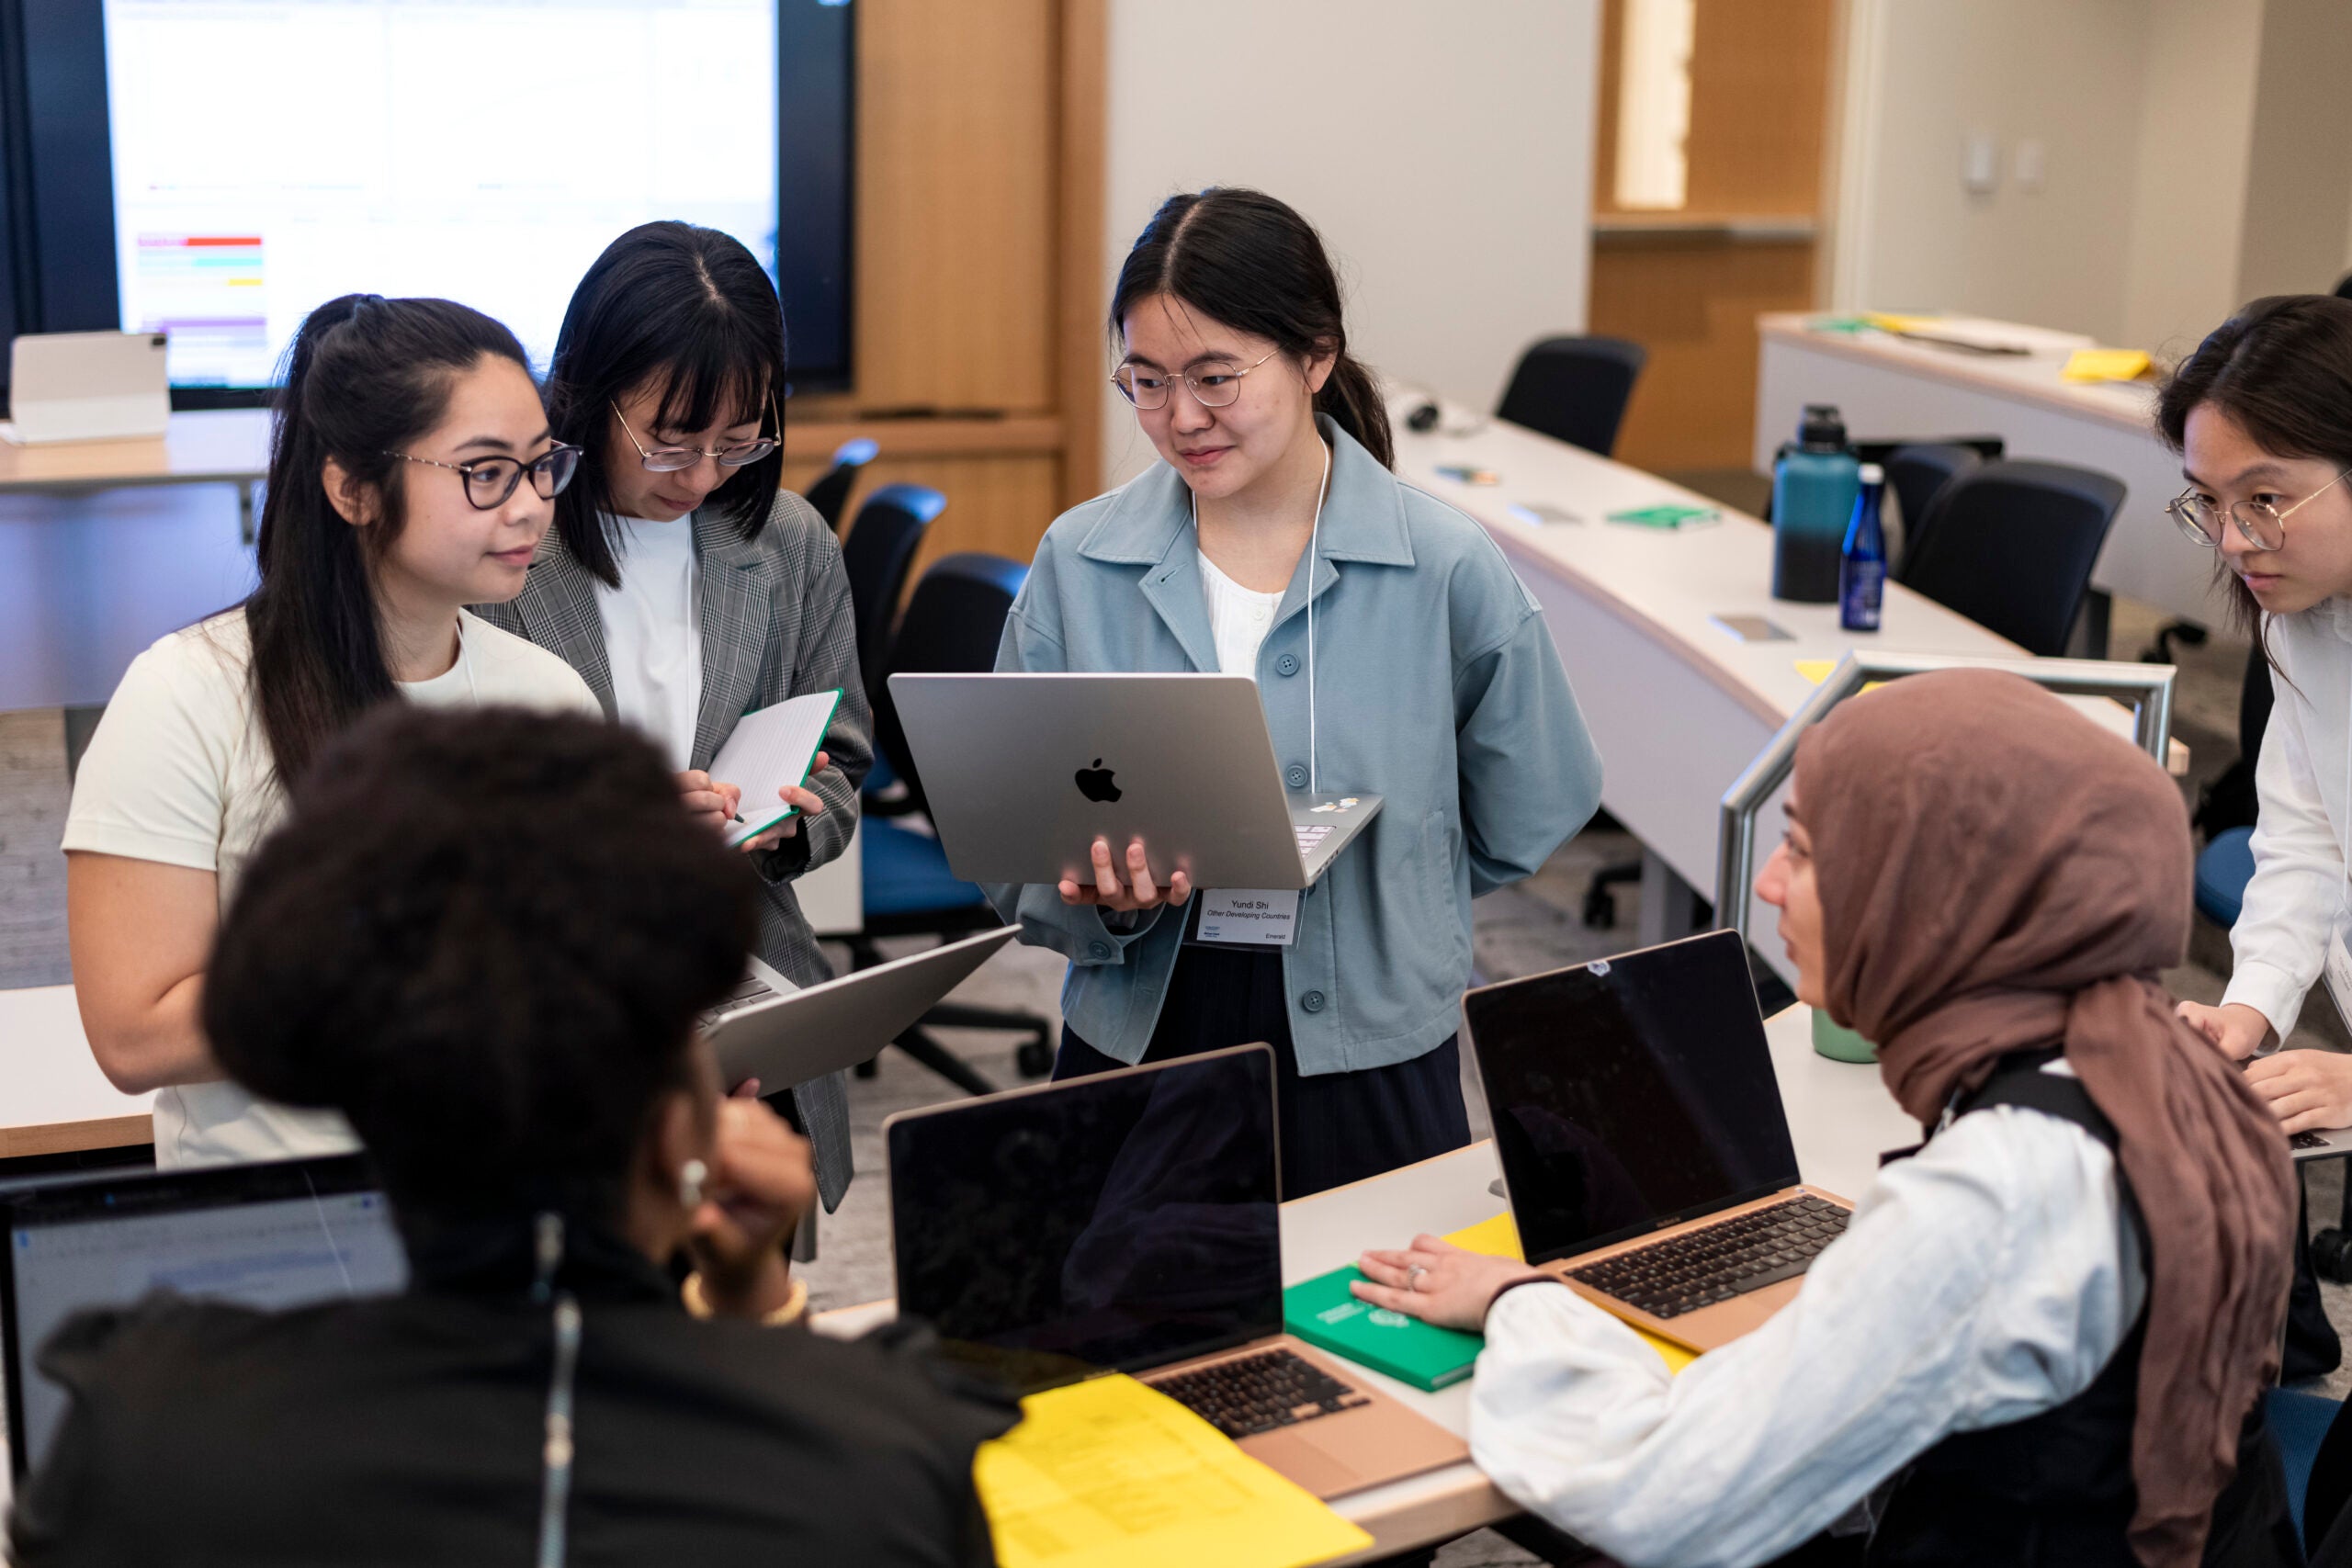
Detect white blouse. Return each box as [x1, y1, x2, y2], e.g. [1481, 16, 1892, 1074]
[594, 515, 703, 770]
[1468, 1096, 2143, 1568]
[1197, 548, 1285, 679]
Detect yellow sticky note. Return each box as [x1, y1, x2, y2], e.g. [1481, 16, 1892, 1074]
[976, 1375, 1373, 1568]
[1444, 1214, 1697, 1375]
[2061, 348, 2152, 383]
[1861, 311, 1942, 334]
[1793, 659, 1838, 686]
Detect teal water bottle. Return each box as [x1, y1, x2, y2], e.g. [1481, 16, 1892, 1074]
[1771, 405, 1860, 603]
[1838, 464, 1887, 633]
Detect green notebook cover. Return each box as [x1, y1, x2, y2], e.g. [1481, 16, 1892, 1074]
[1282, 1265, 1484, 1392]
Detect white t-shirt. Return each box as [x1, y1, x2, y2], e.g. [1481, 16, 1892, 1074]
[594, 515, 703, 770]
[61, 606, 602, 1168]
[1198, 548, 1285, 678]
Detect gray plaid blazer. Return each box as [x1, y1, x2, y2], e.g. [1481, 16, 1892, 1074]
[472, 489, 871, 1209]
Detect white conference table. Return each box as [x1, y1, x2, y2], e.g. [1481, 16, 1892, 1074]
[0, 984, 152, 1159]
[1388, 402, 2181, 981]
[812, 1003, 1919, 1562]
[0, 410, 272, 540]
[1753, 312, 2214, 630]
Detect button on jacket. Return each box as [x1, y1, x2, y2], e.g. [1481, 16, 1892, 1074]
[989, 420, 1603, 1075]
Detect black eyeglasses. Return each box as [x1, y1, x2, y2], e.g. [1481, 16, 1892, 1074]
[612, 392, 782, 473]
[385, 443, 582, 510]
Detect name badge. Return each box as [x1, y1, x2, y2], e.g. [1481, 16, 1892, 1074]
[1195, 889, 1301, 946]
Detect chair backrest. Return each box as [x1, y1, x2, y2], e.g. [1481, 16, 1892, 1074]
[1883, 443, 1984, 568]
[1495, 335, 1647, 457]
[874, 552, 1028, 810]
[841, 482, 944, 703]
[802, 436, 878, 532]
[1895, 458, 2126, 657]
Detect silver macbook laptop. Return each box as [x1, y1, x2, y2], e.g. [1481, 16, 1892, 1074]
[699, 927, 1018, 1089]
[887, 672, 1382, 891]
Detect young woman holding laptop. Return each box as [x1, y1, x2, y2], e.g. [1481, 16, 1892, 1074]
[472, 221, 868, 1213]
[989, 186, 1603, 1196]
[63, 294, 601, 1168]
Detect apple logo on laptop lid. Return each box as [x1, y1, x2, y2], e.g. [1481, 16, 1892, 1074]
[1074, 759, 1122, 804]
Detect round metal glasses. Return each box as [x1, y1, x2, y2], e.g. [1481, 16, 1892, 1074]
[1111, 348, 1282, 411]
[2169, 468, 2350, 552]
[612, 393, 782, 473]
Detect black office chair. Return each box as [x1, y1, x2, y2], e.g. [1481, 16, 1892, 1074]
[850, 552, 1056, 1090]
[1883, 443, 1984, 570]
[841, 482, 944, 724]
[1496, 335, 1647, 457]
[802, 436, 877, 531]
[1896, 459, 2125, 657]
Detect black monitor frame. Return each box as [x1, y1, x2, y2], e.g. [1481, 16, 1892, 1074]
[0, 0, 854, 410]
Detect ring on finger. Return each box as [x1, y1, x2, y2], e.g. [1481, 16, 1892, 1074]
[1406, 1264, 1430, 1291]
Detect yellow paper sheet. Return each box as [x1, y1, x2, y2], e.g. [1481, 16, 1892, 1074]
[1444, 1214, 1698, 1375]
[1860, 311, 1942, 334]
[2061, 347, 2152, 383]
[1793, 660, 1886, 694]
[975, 1374, 1373, 1568]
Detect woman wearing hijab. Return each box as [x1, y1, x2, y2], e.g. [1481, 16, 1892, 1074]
[1354, 670, 2299, 1568]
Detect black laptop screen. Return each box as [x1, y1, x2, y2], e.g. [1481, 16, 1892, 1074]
[888, 1046, 1281, 1393]
[1466, 931, 1801, 1266]
[3, 1155, 405, 1475]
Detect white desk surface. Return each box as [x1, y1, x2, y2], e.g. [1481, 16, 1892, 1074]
[1393, 410, 2027, 732]
[815, 1004, 1908, 1560]
[0, 985, 153, 1157]
[1755, 313, 2152, 434]
[0, 410, 271, 491]
[1753, 312, 2214, 627]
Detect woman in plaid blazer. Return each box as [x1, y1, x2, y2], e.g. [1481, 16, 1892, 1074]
[473, 223, 869, 1216]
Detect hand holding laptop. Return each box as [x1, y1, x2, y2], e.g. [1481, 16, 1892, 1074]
[1057, 834, 1194, 912]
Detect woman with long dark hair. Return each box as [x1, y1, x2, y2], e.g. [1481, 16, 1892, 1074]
[64, 294, 599, 1168]
[471, 221, 867, 1215]
[2163, 299, 2352, 1118]
[988, 187, 1603, 1197]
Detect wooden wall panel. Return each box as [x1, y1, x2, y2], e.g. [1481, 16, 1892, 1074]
[1682, 0, 1835, 217]
[782, 452, 1062, 597]
[1589, 240, 1817, 472]
[795, 0, 1058, 419]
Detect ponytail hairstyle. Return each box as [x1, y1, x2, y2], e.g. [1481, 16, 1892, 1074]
[246, 294, 534, 783]
[1109, 187, 1391, 469]
[2155, 294, 2352, 646]
[545, 221, 787, 588]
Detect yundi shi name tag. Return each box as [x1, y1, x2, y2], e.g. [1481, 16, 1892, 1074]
[1195, 889, 1300, 946]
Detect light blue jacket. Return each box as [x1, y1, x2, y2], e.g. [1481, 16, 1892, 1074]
[989, 420, 1603, 1075]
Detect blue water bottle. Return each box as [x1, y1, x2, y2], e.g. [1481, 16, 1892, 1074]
[1839, 463, 1887, 633]
[1771, 404, 1860, 603]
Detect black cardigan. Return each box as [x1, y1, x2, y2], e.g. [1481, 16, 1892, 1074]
[7, 1217, 1013, 1567]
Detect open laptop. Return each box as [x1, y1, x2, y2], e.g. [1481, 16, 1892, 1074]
[4, 331, 171, 445]
[886, 673, 1382, 891]
[884, 1044, 1465, 1499]
[2, 1155, 404, 1480]
[1465, 930, 1856, 1354]
[700, 927, 1017, 1089]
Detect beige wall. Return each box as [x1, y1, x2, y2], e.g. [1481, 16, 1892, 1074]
[2119, 0, 2262, 358]
[1098, 0, 1600, 487]
[1830, 0, 2149, 343]
[1834, 0, 2352, 354]
[2234, 0, 2352, 303]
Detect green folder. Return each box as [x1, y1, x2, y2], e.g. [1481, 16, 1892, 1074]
[1282, 1265, 1484, 1392]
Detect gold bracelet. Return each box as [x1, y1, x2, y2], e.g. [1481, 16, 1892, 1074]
[682, 1270, 808, 1327]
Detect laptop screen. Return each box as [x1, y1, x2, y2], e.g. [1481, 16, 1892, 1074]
[1465, 931, 1801, 1266]
[887, 1045, 1282, 1393]
[3, 1156, 405, 1475]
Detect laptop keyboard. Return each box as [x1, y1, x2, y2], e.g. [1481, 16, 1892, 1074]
[1566, 1194, 1849, 1320]
[697, 974, 777, 1030]
[1148, 1347, 1370, 1440]
[2294, 1131, 2330, 1151]
[1295, 823, 1333, 861]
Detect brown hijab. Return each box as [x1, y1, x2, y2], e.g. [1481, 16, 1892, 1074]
[1794, 668, 2293, 1568]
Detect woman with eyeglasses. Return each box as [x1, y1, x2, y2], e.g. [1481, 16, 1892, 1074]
[2166, 298, 2352, 1128]
[988, 187, 1602, 1198]
[63, 293, 602, 1168]
[471, 221, 868, 1218]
